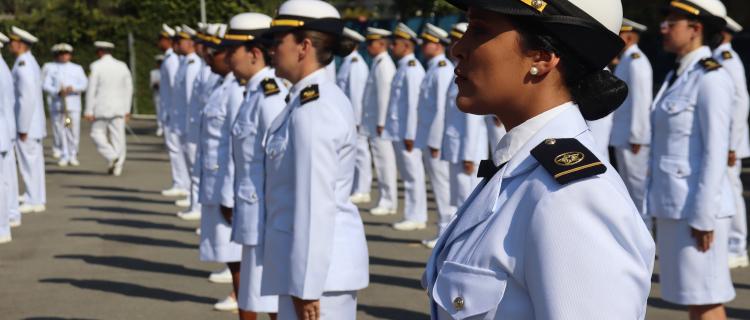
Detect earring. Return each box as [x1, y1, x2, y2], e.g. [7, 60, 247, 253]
[530, 66, 539, 76]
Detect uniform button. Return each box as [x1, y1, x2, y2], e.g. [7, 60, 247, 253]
[251, 193, 258, 201]
[212, 165, 219, 170]
[453, 297, 464, 311]
[545, 139, 556, 145]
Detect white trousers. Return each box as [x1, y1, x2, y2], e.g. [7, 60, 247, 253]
[422, 151, 455, 233]
[164, 125, 189, 190]
[16, 138, 46, 205]
[181, 139, 201, 212]
[728, 162, 747, 255]
[278, 291, 357, 320]
[613, 146, 649, 215]
[369, 137, 397, 210]
[4, 146, 20, 223]
[238, 245, 278, 313]
[90, 117, 126, 166]
[393, 142, 427, 222]
[0, 151, 9, 238]
[51, 110, 82, 161]
[153, 94, 163, 132]
[352, 135, 372, 195]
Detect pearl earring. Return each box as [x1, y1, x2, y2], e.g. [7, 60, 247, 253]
[530, 66, 539, 76]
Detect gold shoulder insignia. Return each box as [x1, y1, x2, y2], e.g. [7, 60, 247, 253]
[438, 60, 447, 67]
[188, 59, 195, 64]
[18, 61, 25, 67]
[630, 52, 641, 59]
[351, 57, 359, 63]
[261, 78, 281, 97]
[530, 138, 606, 185]
[699, 58, 721, 72]
[408, 60, 417, 67]
[722, 51, 733, 60]
[300, 84, 319, 105]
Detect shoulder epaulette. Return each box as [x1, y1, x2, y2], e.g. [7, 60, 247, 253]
[408, 60, 417, 67]
[530, 138, 606, 185]
[18, 61, 25, 67]
[300, 84, 319, 105]
[438, 60, 447, 67]
[630, 52, 641, 59]
[722, 51, 733, 60]
[351, 57, 359, 63]
[261, 78, 281, 97]
[699, 58, 721, 72]
[188, 59, 195, 64]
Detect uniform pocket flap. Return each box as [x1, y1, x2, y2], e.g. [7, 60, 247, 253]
[236, 184, 259, 203]
[659, 157, 691, 178]
[232, 122, 257, 138]
[661, 98, 693, 114]
[433, 261, 507, 319]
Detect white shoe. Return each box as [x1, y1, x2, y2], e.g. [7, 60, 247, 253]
[52, 151, 61, 160]
[208, 267, 233, 283]
[58, 159, 69, 167]
[350, 193, 371, 204]
[162, 187, 189, 197]
[18, 194, 27, 203]
[177, 210, 201, 221]
[156, 128, 164, 137]
[421, 237, 439, 249]
[112, 163, 123, 176]
[195, 228, 201, 235]
[0, 234, 11, 244]
[175, 198, 190, 207]
[213, 295, 238, 311]
[69, 159, 80, 167]
[392, 220, 426, 231]
[19, 204, 46, 214]
[729, 252, 750, 269]
[9, 220, 21, 228]
[370, 206, 396, 216]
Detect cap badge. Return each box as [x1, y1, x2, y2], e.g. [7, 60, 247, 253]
[522, 0, 547, 12]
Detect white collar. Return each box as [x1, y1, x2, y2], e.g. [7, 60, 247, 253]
[247, 67, 273, 92]
[714, 42, 732, 54]
[427, 53, 446, 66]
[492, 102, 574, 166]
[290, 68, 327, 98]
[676, 46, 710, 76]
[398, 53, 416, 65]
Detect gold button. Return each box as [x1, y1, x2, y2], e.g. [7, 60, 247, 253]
[453, 297, 464, 310]
[545, 138, 556, 145]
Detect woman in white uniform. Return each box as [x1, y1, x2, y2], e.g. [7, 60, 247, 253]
[422, 0, 655, 318]
[649, 0, 737, 318]
[262, 1, 369, 319]
[196, 23, 244, 311]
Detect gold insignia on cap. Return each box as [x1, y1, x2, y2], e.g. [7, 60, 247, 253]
[271, 19, 305, 27]
[421, 32, 439, 43]
[366, 34, 383, 40]
[521, 0, 547, 12]
[300, 84, 319, 105]
[670, 1, 700, 15]
[555, 152, 585, 166]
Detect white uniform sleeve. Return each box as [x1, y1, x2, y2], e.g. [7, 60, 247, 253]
[15, 66, 37, 134]
[405, 67, 424, 141]
[84, 63, 99, 116]
[121, 64, 134, 115]
[427, 66, 453, 149]
[221, 86, 244, 208]
[72, 65, 88, 93]
[42, 68, 58, 96]
[349, 62, 369, 126]
[376, 61, 395, 128]
[628, 59, 652, 145]
[725, 59, 750, 153]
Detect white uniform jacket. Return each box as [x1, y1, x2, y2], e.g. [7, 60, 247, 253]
[188, 65, 220, 144]
[13, 51, 46, 139]
[714, 43, 750, 158]
[231, 67, 287, 245]
[171, 52, 201, 135]
[360, 51, 396, 137]
[159, 49, 180, 125]
[415, 54, 453, 150]
[42, 62, 88, 112]
[1, 58, 15, 150]
[442, 80, 487, 164]
[647, 46, 735, 231]
[85, 54, 133, 119]
[336, 50, 369, 126]
[423, 103, 655, 319]
[197, 73, 243, 208]
[383, 53, 425, 141]
[262, 69, 369, 299]
[610, 45, 652, 147]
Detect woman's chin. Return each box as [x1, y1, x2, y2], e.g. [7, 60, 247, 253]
[456, 96, 485, 115]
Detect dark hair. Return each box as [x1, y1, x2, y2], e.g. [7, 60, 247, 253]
[338, 38, 358, 56]
[244, 40, 272, 66]
[688, 17, 724, 50]
[291, 30, 337, 66]
[512, 18, 628, 121]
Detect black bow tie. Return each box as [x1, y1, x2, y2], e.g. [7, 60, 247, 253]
[668, 61, 681, 87]
[477, 160, 504, 179]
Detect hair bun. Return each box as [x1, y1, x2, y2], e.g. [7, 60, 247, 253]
[573, 69, 629, 121]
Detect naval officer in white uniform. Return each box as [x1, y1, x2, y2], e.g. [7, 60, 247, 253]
[43, 43, 88, 168]
[423, 0, 655, 318]
[0, 32, 20, 228]
[609, 18, 652, 226]
[336, 28, 370, 200]
[715, 16, 750, 269]
[262, 1, 369, 318]
[9, 26, 46, 214]
[85, 41, 133, 176]
[0, 32, 12, 244]
[359, 27, 398, 215]
[649, 0, 737, 318]
[224, 12, 286, 318]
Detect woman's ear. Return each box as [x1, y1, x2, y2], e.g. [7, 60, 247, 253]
[529, 50, 560, 77]
[299, 37, 313, 60]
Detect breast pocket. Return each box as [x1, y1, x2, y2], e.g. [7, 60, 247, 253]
[658, 157, 691, 213]
[660, 98, 694, 135]
[265, 134, 288, 161]
[433, 261, 507, 320]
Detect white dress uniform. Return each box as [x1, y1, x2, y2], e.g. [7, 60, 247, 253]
[85, 52, 133, 172]
[41, 61, 60, 157]
[13, 50, 47, 206]
[336, 47, 369, 196]
[231, 67, 286, 312]
[172, 52, 202, 209]
[325, 60, 336, 82]
[485, 115, 506, 152]
[150, 67, 161, 133]
[416, 51, 455, 232]
[610, 44, 652, 216]
[648, 46, 736, 305]
[42, 60, 88, 163]
[161, 47, 190, 192]
[361, 50, 398, 211]
[423, 103, 655, 319]
[197, 72, 243, 263]
[0, 48, 20, 225]
[385, 53, 426, 221]
[0, 48, 11, 240]
[714, 42, 750, 259]
[442, 79, 488, 208]
[262, 68, 369, 317]
[185, 62, 218, 213]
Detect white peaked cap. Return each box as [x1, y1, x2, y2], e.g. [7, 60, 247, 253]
[94, 41, 115, 49]
[161, 23, 176, 37]
[621, 18, 647, 32]
[450, 22, 468, 39]
[421, 23, 449, 43]
[366, 27, 392, 41]
[0, 31, 9, 43]
[228, 13, 272, 31]
[726, 16, 743, 33]
[10, 26, 38, 44]
[277, 0, 340, 19]
[343, 27, 365, 42]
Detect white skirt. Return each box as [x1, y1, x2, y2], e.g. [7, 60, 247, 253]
[199, 204, 242, 263]
[656, 217, 735, 305]
[238, 244, 278, 312]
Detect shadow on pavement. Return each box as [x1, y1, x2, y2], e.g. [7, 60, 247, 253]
[370, 274, 423, 290]
[63, 185, 147, 194]
[39, 278, 215, 304]
[24, 317, 100, 320]
[66, 233, 196, 250]
[369, 256, 425, 269]
[126, 157, 168, 162]
[366, 234, 420, 245]
[358, 304, 429, 319]
[65, 205, 172, 217]
[55, 254, 208, 278]
[46, 169, 107, 176]
[69, 194, 176, 205]
[71, 217, 195, 233]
